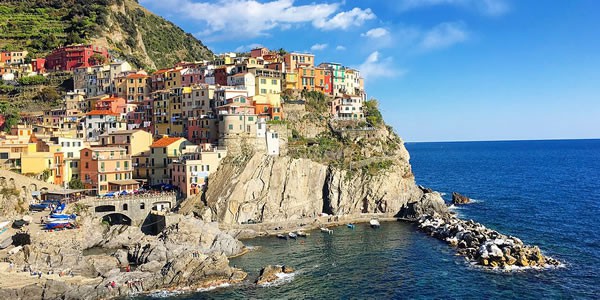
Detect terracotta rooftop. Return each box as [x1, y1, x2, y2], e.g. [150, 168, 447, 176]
[86, 110, 120, 116]
[150, 137, 183, 148]
[126, 74, 148, 79]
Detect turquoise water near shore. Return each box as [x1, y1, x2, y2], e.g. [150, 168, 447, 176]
[152, 139, 600, 299]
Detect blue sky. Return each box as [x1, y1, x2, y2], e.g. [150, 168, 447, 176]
[139, 0, 600, 142]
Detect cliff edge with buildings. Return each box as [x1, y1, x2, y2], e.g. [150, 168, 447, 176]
[179, 94, 448, 225]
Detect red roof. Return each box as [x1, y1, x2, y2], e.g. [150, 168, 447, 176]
[150, 137, 183, 148]
[126, 74, 148, 79]
[86, 110, 119, 116]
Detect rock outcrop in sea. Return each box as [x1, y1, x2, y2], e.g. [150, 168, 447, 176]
[256, 265, 295, 285]
[417, 214, 561, 269]
[452, 192, 471, 205]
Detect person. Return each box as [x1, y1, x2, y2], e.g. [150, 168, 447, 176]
[126, 264, 130, 272]
[40, 217, 44, 224]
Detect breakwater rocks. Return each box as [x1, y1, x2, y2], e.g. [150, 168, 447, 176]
[417, 214, 561, 270]
[256, 265, 295, 285]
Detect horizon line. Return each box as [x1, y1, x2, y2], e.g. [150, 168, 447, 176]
[405, 137, 600, 143]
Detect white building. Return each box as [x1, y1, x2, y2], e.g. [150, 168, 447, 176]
[227, 72, 255, 97]
[84, 110, 127, 141]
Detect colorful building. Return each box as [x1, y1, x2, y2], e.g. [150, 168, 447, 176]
[80, 147, 136, 194]
[148, 137, 192, 185]
[170, 145, 227, 198]
[45, 45, 110, 71]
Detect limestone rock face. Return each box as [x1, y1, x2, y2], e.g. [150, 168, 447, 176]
[196, 151, 445, 225]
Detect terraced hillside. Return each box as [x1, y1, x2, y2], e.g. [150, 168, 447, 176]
[0, 0, 213, 69]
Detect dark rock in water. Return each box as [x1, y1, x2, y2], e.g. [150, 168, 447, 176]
[418, 185, 434, 194]
[256, 265, 294, 285]
[452, 192, 471, 205]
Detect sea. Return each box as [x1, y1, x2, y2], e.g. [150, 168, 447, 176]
[149, 139, 600, 299]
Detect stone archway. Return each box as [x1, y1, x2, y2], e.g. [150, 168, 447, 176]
[102, 213, 132, 226]
[8, 178, 15, 189]
[0, 177, 6, 188]
[29, 183, 38, 192]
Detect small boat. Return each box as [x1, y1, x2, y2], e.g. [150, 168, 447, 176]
[12, 219, 28, 229]
[29, 203, 48, 211]
[288, 232, 298, 239]
[320, 227, 333, 234]
[347, 223, 355, 229]
[370, 219, 381, 228]
[0, 236, 12, 249]
[0, 221, 10, 229]
[296, 231, 308, 237]
[45, 220, 73, 230]
[50, 213, 76, 220]
[276, 234, 288, 240]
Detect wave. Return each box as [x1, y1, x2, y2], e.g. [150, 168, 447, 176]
[196, 282, 231, 292]
[148, 290, 186, 298]
[258, 272, 296, 287]
[466, 256, 566, 273]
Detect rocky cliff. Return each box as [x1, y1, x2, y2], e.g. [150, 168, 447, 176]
[180, 97, 447, 225]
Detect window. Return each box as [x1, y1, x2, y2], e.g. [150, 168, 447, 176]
[228, 124, 233, 130]
[140, 203, 145, 209]
[123, 204, 128, 211]
[260, 79, 266, 84]
[271, 79, 277, 85]
[248, 116, 254, 121]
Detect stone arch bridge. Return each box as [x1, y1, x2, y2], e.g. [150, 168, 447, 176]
[84, 193, 177, 226]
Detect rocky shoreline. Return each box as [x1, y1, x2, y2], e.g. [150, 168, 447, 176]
[0, 214, 247, 300]
[416, 213, 561, 270]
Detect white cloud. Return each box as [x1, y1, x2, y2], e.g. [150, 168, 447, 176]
[336, 45, 346, 51]
[140, 0, 376, 41]
[420, 22, 468, 50]
[313, 7, 376, 30]
[310, 43, 328, 51]
[361, 27, 389, 39]
[398, 0, 509, 16]
[356, 51, 404, 80]
[235, 43, 263, 52]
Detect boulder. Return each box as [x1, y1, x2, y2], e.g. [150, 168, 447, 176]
[452, 192, 471, 205]
[256, 265, 294, 285]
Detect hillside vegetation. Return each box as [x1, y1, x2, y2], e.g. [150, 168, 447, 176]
[0, 0, 213, 69]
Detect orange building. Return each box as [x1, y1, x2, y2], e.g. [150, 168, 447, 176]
[95, 97, 127, 114]
[79, 147, 137, 195]
[284, 52, 315, 72]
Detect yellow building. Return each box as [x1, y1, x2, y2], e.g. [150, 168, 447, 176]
[152, 88, 185, 137]
[116, 73, 151, 103]
[253, 69, 282, 96]
[148, 137, 192, 185]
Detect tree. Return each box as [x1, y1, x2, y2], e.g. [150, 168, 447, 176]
[17, 75, 46, 85]
[0, 102, 19, 132]
[68, 178, 85, 189]
[364, 99, 383, 126]
[34, 87, 61, 105]
[278, 48, 288, 56]
[88, 53, 107, 66]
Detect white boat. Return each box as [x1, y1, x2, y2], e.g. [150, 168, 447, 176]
[370, 219, 381, 228]
[320, 227, 333, 234]
[276, 234, 288, 240]
[0, 236, 12, 249]
[296, 231, 308, 237]
[288, 232, 298, 239]
[0, 221, 10, 229]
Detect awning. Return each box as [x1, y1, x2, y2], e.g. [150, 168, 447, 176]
[108, 180, 140, 185]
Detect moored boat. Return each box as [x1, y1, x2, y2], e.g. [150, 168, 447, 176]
[0, 236, 12, 249]
[296, 231, 308, 237]
[320, 227, 333, 234]
[276, 233, 288, 240]
[370, 219, 381, 228]
[347, 223, 355, 229]
[50, 213, 76, 220]
[288, 232, 298, 239]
